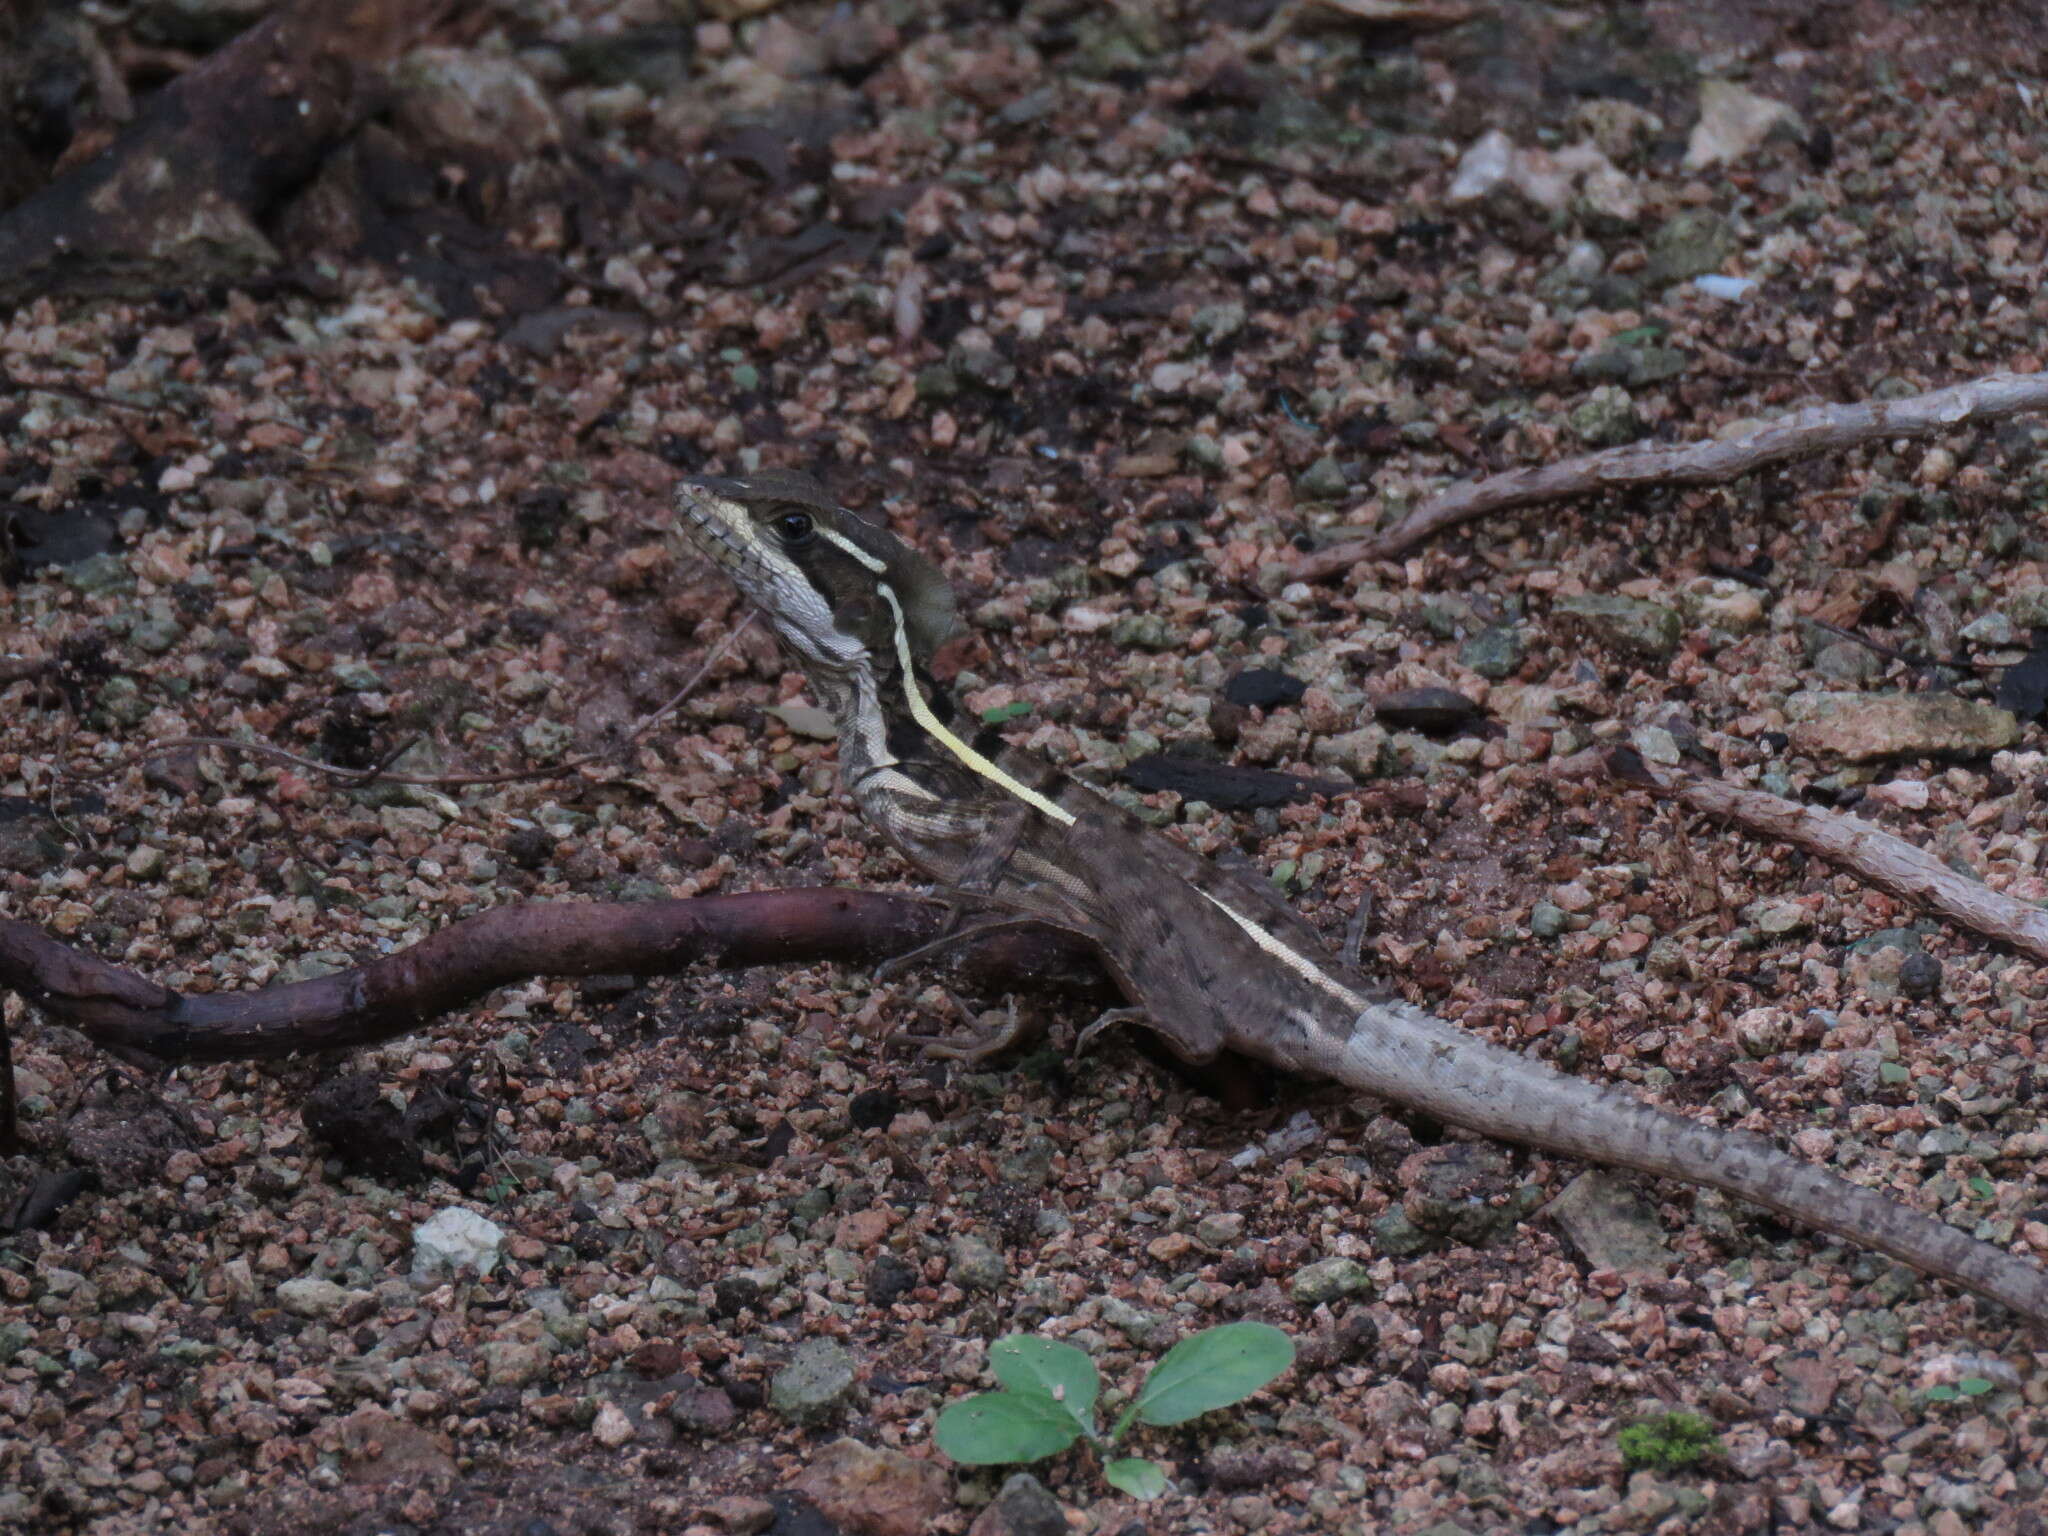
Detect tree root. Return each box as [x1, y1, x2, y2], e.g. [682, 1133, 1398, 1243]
[0, 890, 1105, 1145]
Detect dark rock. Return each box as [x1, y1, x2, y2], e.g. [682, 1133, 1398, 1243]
[513, 486, 571, 552]
[967, 1473, 1067, 1536]
[2, 501, 124, 576]
[713, 1273, 765, 1318]
[560, 26, 692, 91]
[505, 824, 555, 868]
[848, 1088, 900, 1130]
[1121, 754, 1349, 809]
[1223, 668, 1307, 708]
[1, 1169, 92, 1234]
[303, 1072, 422, 1182]
[866, 1254, 918, 1305]
[668, 1385, 738, 1436]
[536, 1022, 602, 1074]
[1898, 950, 1942, 1000]
[1371, 687, 1482, 733]
[1995, 632, 2048, 720]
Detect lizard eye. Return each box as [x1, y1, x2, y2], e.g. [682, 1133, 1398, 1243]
[771, 510, 815, 547]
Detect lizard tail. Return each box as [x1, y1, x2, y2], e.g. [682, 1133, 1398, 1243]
[1324, 1000, 2048, 1330]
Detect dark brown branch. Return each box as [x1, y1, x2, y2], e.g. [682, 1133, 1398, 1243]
[0, 891, 1105, 1066]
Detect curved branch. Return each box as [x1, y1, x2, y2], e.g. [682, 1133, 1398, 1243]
[1294, 371, 2048, 580]
[1613, 751, 2048, 965]
[0, 891, 1104, 1064]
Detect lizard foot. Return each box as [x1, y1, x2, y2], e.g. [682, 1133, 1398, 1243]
[889, 992, 1033, 1063]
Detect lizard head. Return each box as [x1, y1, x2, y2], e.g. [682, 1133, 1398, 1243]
[674, 469, 958, 678]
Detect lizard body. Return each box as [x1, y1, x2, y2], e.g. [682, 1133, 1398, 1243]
[674, 470, 2048, 1330]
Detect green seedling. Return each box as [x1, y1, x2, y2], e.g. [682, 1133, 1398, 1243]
[934, 1322, 1294, 1501]
[1923, 1375, 1995, 1404]
[1616, 1411, 1722, 1472]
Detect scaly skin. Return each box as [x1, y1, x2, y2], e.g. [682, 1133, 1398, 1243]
[674, 472, 2048, 1331]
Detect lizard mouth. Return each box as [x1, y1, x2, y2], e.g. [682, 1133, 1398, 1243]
[673, 481, 768, 579]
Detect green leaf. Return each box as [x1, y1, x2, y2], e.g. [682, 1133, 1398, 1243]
[1958, 1376, 1995, 1397]
[935, 1392, 1085, 1466]
[1103, 1458, 1169, 1500]
[1925, 1383, 1960, 1403]
[1132, 1322, 1295, 1427]
[981, 700, 1033, 724]
[989, 1336, 1099, 1433]
[1967, 1176, 1995, 1200]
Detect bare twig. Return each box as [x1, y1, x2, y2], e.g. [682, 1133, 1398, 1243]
[65, 617, 758, 792]
[1613, 750, 2048, 966]
[1801, 616, 1934, 672]
[0, 374, 161, 415]
[617, 612, 757, 746]
[111, 736, 579, 789]
[0, 1011, 16, 1155]
[1295, 371, 2048, 580]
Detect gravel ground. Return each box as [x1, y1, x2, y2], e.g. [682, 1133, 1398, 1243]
[4, 1, 2048, 1533]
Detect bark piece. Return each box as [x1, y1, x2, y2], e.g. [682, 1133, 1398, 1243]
[0, 0, 433, 306]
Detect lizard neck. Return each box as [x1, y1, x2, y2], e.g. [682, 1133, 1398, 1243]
[806, 615, 1076, 833]
[808, 653, 999, 886]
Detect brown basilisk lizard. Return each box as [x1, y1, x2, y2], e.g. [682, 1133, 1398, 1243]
[674, 469, 2048, 1330]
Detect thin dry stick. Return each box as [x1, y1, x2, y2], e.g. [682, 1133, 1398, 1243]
[1616, 752, 2048, 966]
[1295, 371, 2048, 580]
[70, 616, 758, 792]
